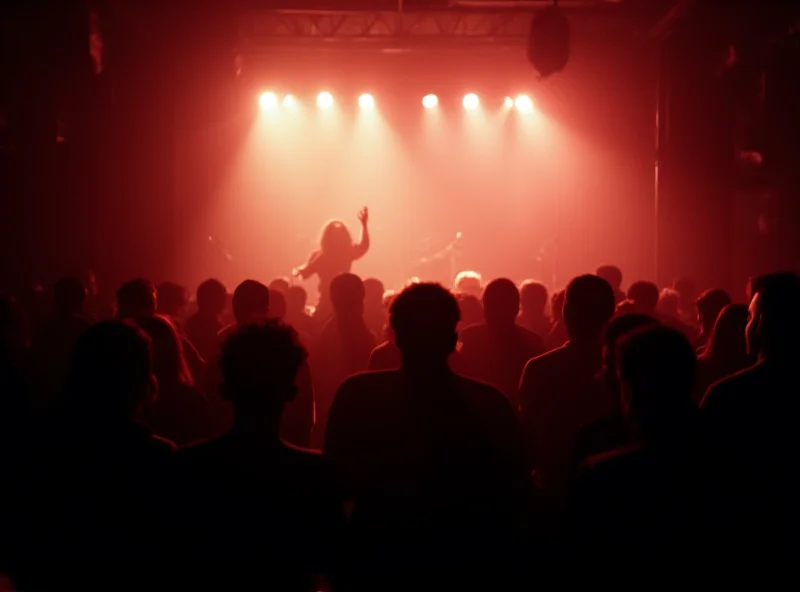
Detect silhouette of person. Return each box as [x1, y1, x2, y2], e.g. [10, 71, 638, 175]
[268, 277, 291, 295]
[325, 283, 529, 591]
[285, 284, 317, 338]
[117, 279, 205, 382]
[174, 320, 345, 591]
[293, 208, 370, 323]
[215, 280, 314, 448]
[656, 288, 697, 341]
[567, 326, 706, 562]
[136, 315, 210, 445]
[569, 313, 660, 472]
[313, 273, 376, 447]
[694, 288, 732, 352]
[363, 277, 387, 340]
[460, 278, 544, 405]
[673, 277, 698, 325]
[701, 272, 800, 560]
[5, 322, 177, 588]
[519, 274, 617, 500]
[456, 292, 482, 333]
[627, 280, 660, 316]
[268, 288, 287, 319]
[693, 304, 752, 404]
[596, 265, 625, 303]
[454, 270, 482, 298]
[518, 279, 552, 339]
[184, 278, 228, 364]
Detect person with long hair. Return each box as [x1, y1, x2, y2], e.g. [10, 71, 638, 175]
[692, 303, 753, 405]
[136, 315, 211, 444]
[293, 207, 370, 321]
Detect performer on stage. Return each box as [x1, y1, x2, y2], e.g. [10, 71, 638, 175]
[293, 207, 370, 321]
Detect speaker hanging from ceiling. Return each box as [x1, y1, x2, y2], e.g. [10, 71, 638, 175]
[527, 2, 571, 78]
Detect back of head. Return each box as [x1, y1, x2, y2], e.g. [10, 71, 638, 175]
[268, 277, 291, 294]
[627, 281, 660, 315]
[136, 314, 191, 386]
[454, 270, 482, 298]
[456, 293, 483, 328]
[596, 265, 623, 290]
[196, 278, 227, 316]
[268, 289, 287, 319]
[54, 276, 87, 316]
[320, 220, 353, 255]
[703, 303, 749, 363]
[285, 285, 307, 315]
[65, 321, 153, 420]
[617, 326, 696, 437]
[564, 275, 616, 340]
[673, 277, 696, 301]
[482, 278, 520, 326]
[696, 288, 732, 328]
[657, 288, 680, 318]
[220, 319, 308, 416]
[390, 283, 460, 366]
[750, 271, 800, 359]
[602, 313, 660, 394]
[116, 279, 157, 319]
[232, 280, 270, 325]
[519, 280, 548, 314]
[330, 273, 365, 318]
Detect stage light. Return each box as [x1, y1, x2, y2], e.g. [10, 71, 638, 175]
[317, 92, 334, 110]
[514, 94, 534, 113]
[282, 94, 298, 108]
[358, 94, 375, 109]
[258, 91, 278, 110]
[422, 94, 439, 109]
[504, 96, 514, 109]
[462, 93, 479, 110]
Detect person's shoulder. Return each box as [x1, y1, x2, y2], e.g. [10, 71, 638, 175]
[339, 369, 401, 393]
[700, 363, 759, 410]
[281, 440, 334, 473]
[523, 344, 568, 371]
[579, 443, 645, 476]
[459, 323, 484, 340]
[173, 437, 220, 464]
[151, 433, 178, 453]
[515, 324, 545, 348]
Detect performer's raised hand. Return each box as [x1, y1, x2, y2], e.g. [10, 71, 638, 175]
[358, 207, 369, 226]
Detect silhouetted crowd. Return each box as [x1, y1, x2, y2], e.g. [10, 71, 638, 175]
[1, 264, 798, 589]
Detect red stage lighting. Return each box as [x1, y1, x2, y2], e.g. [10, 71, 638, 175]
[514, 94, 534, 113]
[422, 94, 439, 109]
[258, 92, 278, 110]
[358, 94, 375, 109]
[462, 93, 479, 110]
[317, 92, 334, 110]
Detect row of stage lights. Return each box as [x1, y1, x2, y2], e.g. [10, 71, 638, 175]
[258, 91, 535, 113]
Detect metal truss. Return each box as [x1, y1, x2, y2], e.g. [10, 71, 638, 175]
[241, 9, 534, 44]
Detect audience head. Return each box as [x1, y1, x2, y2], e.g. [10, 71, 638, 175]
[563, 275, 616, 340]
[53, 276, 87, 317]
[382, 290, 397, 310]
[617, 326, 696, 438]
[456, 293, 483, 329]
[627, 281, 660, 315]
[268, 289, 287, 319]
[551, 290, 566, 323]
[320, 220, 354, 254]
[363, 278, 385, 306]
[615, 299, 637, 316]
[116, 279, 157, 319]
[285, 285, 307, 317]
[232, 280, 270, 325]
[519, 280, 549, 316]
[482, 278, 520, 326]
[602, 313, 660, 395]
[746, 272, 800, 360]
[268, 277, 291, 295]
[696, 288, 732, 331]
[219, 320, 308, 419]
[701, 304, 749, 364]
[454, 270, 482, 298]
[196, 278, 227, 317]
[656, 288, 680, 318]
[136, 315, 193, 387]
[596, 265, 623, 292]
[157, 282, 188, 318]
[330, 273, 365, 319]
[390, 283, 460, 369]
[65, 321, 154, 420]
